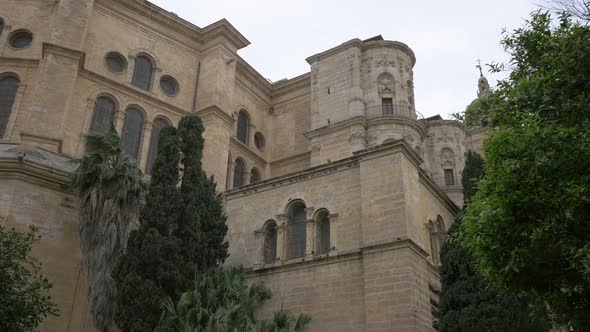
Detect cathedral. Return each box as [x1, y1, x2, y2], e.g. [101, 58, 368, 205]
[0, 0, 487, 331]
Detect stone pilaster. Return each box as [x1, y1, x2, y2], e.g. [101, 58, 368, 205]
[276, 214, 288, 262]
[138, 121, 153, 173]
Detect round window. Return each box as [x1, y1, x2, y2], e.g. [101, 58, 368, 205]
[9, 30, 33, 49]
[254, 132, 265, 149]
[105, 52, 126, 73]
[160, 75, 179, 96]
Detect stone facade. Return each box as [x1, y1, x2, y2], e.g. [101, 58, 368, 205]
[0, 1, 483, 331]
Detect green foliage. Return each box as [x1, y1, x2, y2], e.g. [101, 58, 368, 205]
[156, 268, 311, 332]
[71, 125, 145, 332]
[114, 115, 229, 331]
[0, 223, 59, 331]
[439, 152, 547, 332]
[114, 127, 184, 331]
[461, 11, 590, 329]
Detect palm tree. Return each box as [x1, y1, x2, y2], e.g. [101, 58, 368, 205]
[71, 125, 145, 332]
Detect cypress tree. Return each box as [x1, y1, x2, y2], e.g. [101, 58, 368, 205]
[177, 115, 228, 270]
[438, 151, 547, 332]
[113, 127, 186, 331]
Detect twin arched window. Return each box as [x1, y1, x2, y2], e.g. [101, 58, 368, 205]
[121, 107, 144, 159]
[237, 111, 249, 144]
[0, 75, 19, 138]
[90, 96, 116, 134]
[132, 55, 154, 91]
[317, 211, 331, 255]
[263, 221, 278, 264]
[146, 117, 171, 175]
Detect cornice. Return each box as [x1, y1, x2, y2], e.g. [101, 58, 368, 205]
[269, 151, 310, 167]
[306, 38, 363, 64]
[418, 171, 461, 215]
[426, 119, 466, 131]
[230, 137, 268, 165]
[363, 40, 416, 67]
[196, 105, 235, 128]
[79, 69, 191, 117]
[42, 43, 85, 65]
[304, 116, 367, 139]
[367, 115, 427, 137]
[271, 73, 311, 100]
[235, 56, 272, 96]
[0, 57, 40, 68]
[201, 19, 250, 50]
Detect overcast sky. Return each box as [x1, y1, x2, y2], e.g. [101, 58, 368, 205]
[151, 0, 539, 118]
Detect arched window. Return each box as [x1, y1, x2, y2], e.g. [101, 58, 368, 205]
[89, 96, 116, 134]
[132, 55, 154, 91]
[317, 211, 331, 255]
[250, 168, 261, 184]
[121, 107, 144, 159]
[146, 117, 171, 175]
[233, 158, 245, 188]
[236, 111, 249, 144]
[429, 216, 446, 265]
[263, 221, 278, 264]
[0, 75, 20, 138]
[288, 202, 307, 259]
[0, 18, 4, 37]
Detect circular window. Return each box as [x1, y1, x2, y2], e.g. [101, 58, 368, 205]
[160, 75, 179, 96]
[9, 30, 33, 49]
[105, 52, 126, 73]
[254, 132, 265, 149]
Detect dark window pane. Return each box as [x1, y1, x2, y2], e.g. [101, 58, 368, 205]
[121, 108, 144, 159]
[10, 31, 33, 49]
[0, 76, 19, 137]
[106, 53, 125, 73]
[146, 118, 171, 175]
[233, 159, 245, 188]
[382, 98, 393, 115]
[0, 19, 4, 37]
[254, 132, 265, 149]
[132, 55, 153, 91]
[250, 168, 260, 183]
[90, 96, 116, 134]
[264, 222, 277, 264]
[237, 111, 249, 144]
[444, 169, 454, 186]
[160, 76, 178, 96]
[319, 215, 330, 254]
[289, 205, 307, 259]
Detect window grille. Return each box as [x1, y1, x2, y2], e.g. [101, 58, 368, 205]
[237, 111, 249, 144]
[146, 118, 171, 175]
[444, 169, 454, 186]
[132, 55, 153, 91]
[89, 96, 116, 134]
[264, 222, 277, 264]
[121, 108, 144, 159]
[0, 76, 19, 138]
[382, 98, 394, 115]
[233, 159, 245, 188]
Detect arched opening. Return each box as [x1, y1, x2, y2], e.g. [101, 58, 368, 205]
[287, 201, 307, 259]
[89, 95, 116, 134]
[429, 216, 446, 265]
[250, 167, 261, 184]
[146, 117, 172, 175]
[233, 158, 245, 188]
[317, 210, 331, 255]
[0, 75, 20, 138]
[121, 107, 144, 159]
[263, 221, 278, 264]
[132, 54, 154, 91]
[236, 110, 249, 144]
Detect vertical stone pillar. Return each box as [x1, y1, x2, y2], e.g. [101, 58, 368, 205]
[328, 213, 339, 255]
[276, 214, 288, 262]
[138, 121, 153, 173]
[253, 229, 265, 268]
[305, 207, 315, 257]
[114, 110, 125, 135]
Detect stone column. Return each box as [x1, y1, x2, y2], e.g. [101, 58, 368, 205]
[114, 110, 125, 135]
[276, 214, 288, 262]
[138, 121, 153, 173]
[305, 207, 315, 257]
[328, 213, 339, 256]
[253, 229, 265, 268]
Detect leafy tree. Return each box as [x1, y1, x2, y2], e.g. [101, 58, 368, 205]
[113, 127, 185, 331]
[0, 222, 59, 331]
[114, 115, 228, 331]
[438, 153, 547, 332]
[156, 268, 311, 332]
[461, 11, 590, 328]
[71, 125, 145, 332]
[177, 115, 228, 270]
